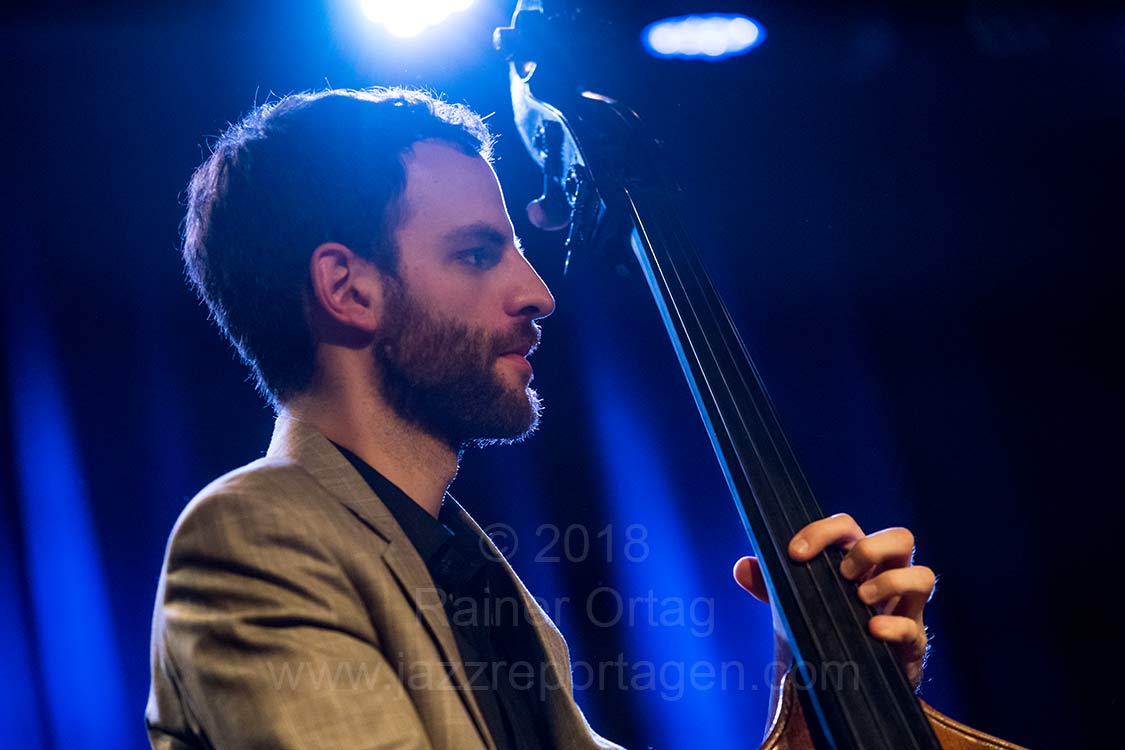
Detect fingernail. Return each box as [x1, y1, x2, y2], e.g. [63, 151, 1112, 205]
[792, 538, 809, 557]
[840, 558, 859, 579]
[858, 581, 876, 602]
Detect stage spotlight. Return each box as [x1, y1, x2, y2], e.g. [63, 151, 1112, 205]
[642, 14, 765, 60]
[360, 0, 475, 38]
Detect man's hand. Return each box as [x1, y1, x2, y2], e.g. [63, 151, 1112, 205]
[732, 513, 934, 687]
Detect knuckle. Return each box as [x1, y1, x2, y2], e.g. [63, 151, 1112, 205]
[848, 536, 872, 562]
[914, 565, 936, 589]
[892, 526, 915, 550]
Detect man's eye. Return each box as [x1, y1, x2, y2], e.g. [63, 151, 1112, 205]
[457, 247, 501, 269]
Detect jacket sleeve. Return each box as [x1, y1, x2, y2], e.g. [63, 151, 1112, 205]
[146, 483, 433, 750]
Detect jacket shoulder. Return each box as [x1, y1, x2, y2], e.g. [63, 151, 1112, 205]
[171, 456, 341, 538]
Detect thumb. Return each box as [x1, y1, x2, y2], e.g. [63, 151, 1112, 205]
[733, 555, 770, 603]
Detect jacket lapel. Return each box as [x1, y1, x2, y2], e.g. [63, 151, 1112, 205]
[265, 413, 497, 750]
[453, 501, 601, 750]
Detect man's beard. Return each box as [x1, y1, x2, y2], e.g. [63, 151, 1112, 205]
[374, 281, 544, 449]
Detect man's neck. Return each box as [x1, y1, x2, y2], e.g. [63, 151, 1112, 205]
[282, 387, 459, 518]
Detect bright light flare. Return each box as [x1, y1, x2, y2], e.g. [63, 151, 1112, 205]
[643, 14, 765, 60]
[361, 0, 475, 38]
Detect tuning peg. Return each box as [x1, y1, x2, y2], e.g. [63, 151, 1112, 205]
[527, 179, 572, 231]
[526, 121, 573, 231]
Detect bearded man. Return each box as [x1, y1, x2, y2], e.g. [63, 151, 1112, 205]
[146, 88, 935, 750]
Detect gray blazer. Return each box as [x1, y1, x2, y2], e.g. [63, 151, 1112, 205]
[146, 413, 624, 750]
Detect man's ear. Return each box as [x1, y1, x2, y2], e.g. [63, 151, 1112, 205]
[308, 242, 384, 335]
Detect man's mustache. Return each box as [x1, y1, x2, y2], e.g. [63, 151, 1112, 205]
[493, 322, 542, 358]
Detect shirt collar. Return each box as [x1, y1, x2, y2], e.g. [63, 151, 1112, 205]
[332, 442, 489, 591]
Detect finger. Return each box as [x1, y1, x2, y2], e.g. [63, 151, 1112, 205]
[840, 527, 915, 581]
[869, 614, 928, 685]
[869, 614, 925, 645]
[733, 556, 770, 603]
[789, 513, 865, 562]
[856, 566, 936, 620]
[869, 615, 928, 663]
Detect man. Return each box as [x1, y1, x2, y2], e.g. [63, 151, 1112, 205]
[147, 87, 934, 749]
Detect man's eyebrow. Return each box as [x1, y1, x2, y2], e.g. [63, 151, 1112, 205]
[442, 223, 523, 251]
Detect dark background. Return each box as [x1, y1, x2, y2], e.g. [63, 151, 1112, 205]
[2, 1, 1122, 748]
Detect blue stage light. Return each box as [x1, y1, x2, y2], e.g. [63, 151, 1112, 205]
[360, 0, 475, 38]
[642, 14, 765, 60]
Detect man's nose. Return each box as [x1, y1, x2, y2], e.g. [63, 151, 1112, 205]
[507, 255, 556, 320]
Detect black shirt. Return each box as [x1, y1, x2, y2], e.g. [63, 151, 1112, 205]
[332, 443, 550, 750]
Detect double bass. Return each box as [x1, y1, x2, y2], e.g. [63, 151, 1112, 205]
[494, 4, 1028, 749]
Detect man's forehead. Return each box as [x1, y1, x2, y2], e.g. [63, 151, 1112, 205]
[402, 140, 499, 192]
[398, 141, 512, 237]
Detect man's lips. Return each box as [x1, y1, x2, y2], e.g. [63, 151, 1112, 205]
[496, 338, 540, 359]
[497, 347, 535, 377]
[498, 353, 533, 380]
[496, 327, 541, 368]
